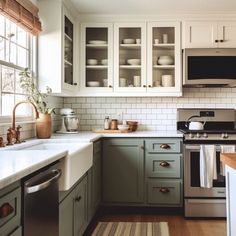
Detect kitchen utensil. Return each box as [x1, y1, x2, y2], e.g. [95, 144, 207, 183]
[157, 56, 174, 65]
[161, 75, 174, 87]
[134, 75, 141, 87]
[163, 34, 168, 43]
[120, 78, 127, 87]
[87, 81, 100, 87]
[123, 38, 135, 44]
[127, 59, 141, 65]
[185, 115, 206, 130]
[87, 59, 98, 65]
[88, 40, 107, 44]
[126, 121, 138, 131]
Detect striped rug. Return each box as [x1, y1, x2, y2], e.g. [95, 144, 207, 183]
[91, 222, 170, 236]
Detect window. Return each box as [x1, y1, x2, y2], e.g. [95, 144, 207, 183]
[0, 13, 35, 117]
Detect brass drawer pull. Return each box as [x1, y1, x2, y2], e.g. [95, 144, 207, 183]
[159, 187, 170, 193]
[159, 161, 170, 167]
[160, 144, 171, 149]
[0, 203, 14, 218]
[75, 196, 82, 202]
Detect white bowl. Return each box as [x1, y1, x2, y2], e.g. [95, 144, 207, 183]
[157, 56, 174, 65]
[101, 59, 108, 65]
[87, 59, 98, 65]
[118, 124, 129, 130]
[127, 59, 141, 65]
[87, 81, 100, 87]
[123, 38, 135, 44]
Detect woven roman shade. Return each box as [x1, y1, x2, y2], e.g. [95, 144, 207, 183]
[0, 0, 42, 35]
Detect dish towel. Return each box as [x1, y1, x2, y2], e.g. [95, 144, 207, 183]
[220, 145, 235, 176]
[200, 145, 217, 188]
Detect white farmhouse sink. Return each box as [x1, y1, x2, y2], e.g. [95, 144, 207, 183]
[23, 142, 93, 191]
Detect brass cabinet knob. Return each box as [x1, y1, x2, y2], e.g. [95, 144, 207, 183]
[148, 85, 152, 88]
[109, 85, 112, 88]
[75, 196, 82, 202]
[160, 144, 171, 149]
[159, 187, 170, 193]
[0, 203, 14, 218]
[73, 83, 78, 86]
[220, 39, 224, 42]
[159, 161, 170, 167]
[215, 39, 219, 43]
[140, 146, 145, 150]
[143, 85, 146, 88]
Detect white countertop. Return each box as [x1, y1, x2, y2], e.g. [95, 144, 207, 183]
[0, 150, 67, 189]
[0, 130, 182, 190]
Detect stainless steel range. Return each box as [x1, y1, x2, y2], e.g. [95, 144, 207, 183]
[177, 108, 236, 217]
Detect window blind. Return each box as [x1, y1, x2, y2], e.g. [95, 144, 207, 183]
[0, 0, 41, 35]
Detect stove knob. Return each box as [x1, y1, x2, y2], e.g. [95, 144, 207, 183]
[196, 133, 201, 138]
[224, 133, 229, 139]
[188, 133, 194, 139]
[203, 133, 208, 138]
[221, 133, 229, 139]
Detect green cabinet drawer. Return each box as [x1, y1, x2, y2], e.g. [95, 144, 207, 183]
[0, 186, 21, 236]
[146, 154, 181, 178]
[147, 180, 182, 205]
[146, 139, 181, 153]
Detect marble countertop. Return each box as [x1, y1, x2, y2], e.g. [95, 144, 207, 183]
[0, 150, 67, 189]
[221, 153, 236, 170]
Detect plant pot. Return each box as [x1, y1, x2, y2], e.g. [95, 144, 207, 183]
[36, 113, 52, 139]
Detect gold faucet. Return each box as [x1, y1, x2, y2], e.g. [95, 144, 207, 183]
[9, 101, 39, 144]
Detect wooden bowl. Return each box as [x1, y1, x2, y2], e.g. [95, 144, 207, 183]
[126, 121, 138, 131]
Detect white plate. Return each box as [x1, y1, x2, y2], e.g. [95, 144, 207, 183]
[88, 40, 107, 45]
[87, 81, 100, 87]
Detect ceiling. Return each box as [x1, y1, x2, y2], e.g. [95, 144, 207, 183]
[71, 0, 236, 15]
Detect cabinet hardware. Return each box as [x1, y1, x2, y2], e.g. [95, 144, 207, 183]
[220, 40, 224, 43]
[215, 39, 219, 43]
[159, 187, 170, 193]
[109, 85, 112, 88]
[159, 161, 170, 167]
[148, 85, 152, 88]
[160, 144, 171, 149]
[73, 83, 78, 86]
[140, 146, 145, 150]
[75, 196, 82, 202]
[0, 203, 14, 218]
[143, 85, 146, 88]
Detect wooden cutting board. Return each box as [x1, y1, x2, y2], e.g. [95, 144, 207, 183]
[94, 129, 132, 133]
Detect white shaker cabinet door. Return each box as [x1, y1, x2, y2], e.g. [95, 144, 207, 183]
[183, 21, 218, 48]
[218, 21, 236, 48]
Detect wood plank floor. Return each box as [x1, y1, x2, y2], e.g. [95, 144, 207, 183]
[86, 214, 226, 236]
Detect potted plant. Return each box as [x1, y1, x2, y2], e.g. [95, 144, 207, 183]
[19, 68, 55, 138]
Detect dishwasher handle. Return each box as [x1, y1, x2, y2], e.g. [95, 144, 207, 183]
[25, 169, 61, 194]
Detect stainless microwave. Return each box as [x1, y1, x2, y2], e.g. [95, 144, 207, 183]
[183, 48, 236, 87]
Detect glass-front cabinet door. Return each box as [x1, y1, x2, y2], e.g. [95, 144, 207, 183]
[80, 23, 113, 93]
[147, 22, 181, 96]
[114, 23, 146, 93]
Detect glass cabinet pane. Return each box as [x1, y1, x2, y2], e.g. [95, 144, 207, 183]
[85, 27, 108, 88]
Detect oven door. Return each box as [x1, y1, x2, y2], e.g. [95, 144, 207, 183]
[184, 144, 226, 198]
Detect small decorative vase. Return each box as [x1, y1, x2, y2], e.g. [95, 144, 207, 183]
[36, 113, 52, 139]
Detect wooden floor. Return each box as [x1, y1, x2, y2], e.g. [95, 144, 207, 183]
[86, 213, 226, 236]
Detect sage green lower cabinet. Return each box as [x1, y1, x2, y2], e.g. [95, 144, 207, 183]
[59, 175, 88, 236]
[103, 139, 144, 203]
[88, 141, 101, 221]
[0, 182, 21, 236]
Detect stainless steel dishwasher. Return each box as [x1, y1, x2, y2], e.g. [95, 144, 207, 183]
[23, 162, 61, 236]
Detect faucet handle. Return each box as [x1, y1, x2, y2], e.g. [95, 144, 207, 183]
[0, 136, 5, 148]
[6, 127, 14, 146]
[15, 125, 22, 144]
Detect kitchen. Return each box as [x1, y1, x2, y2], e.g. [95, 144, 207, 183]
[1, 0, 236, 235]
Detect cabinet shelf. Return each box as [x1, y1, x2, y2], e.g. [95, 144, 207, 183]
[153, 43, 175, 49]
[65, 33, 73, 42]
[120, 65, 141, 69]
[86, 65, 108, 69]
[120, 44, 141, 49]
[86, 44, 108, 49]
[153, 65, 175, 69]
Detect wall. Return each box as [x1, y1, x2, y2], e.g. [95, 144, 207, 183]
[63, 87, 236, 131]
[0, 96, 63, 140]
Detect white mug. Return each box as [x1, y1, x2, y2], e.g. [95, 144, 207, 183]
[154, 80, 161, 87]
[163, 34, 168, 44]
[133, 75, 141, 87]
[136, 39, 141, 44]
[120, 78, 127, 87]
[161, 75, 174, 87]
[154, 39, 159, 44]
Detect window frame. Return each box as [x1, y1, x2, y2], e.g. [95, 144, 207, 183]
[0, 14, 37, 124]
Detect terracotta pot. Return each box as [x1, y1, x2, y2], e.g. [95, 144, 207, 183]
[36, 113, 52, 139]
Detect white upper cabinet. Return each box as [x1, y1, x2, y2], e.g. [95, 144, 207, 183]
[114, 23, 146, 93]
[147, 21, 182, 96]
[38, 0, 78, 95]
[80, 23, 113, 94]
[183, 21, 236, 48]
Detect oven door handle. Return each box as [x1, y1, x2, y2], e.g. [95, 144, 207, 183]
[185, 145, 222, 151]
